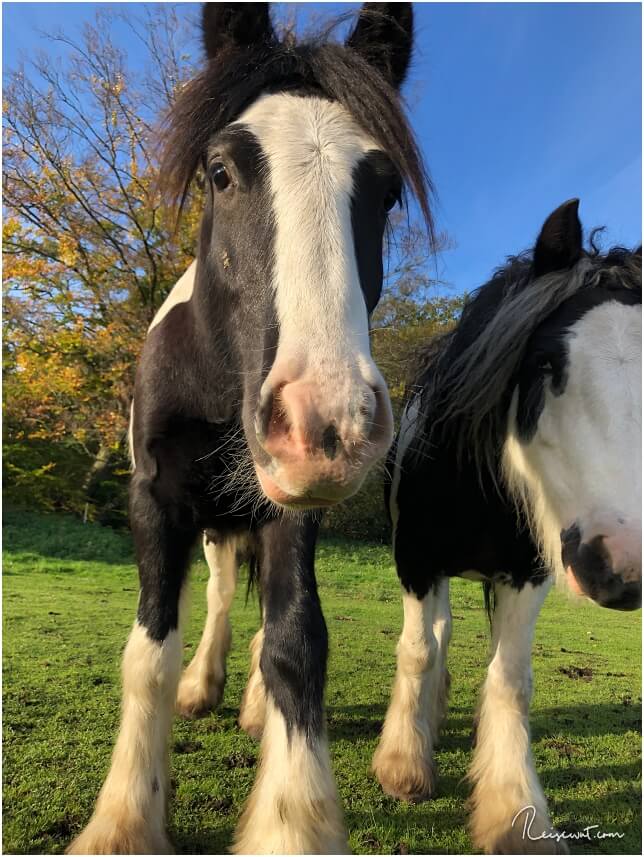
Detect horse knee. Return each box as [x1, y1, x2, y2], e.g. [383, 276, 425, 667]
[203, 534, 240, 612]
[397, 590, 438, 675]
[130, 482, 196, 642]
[486, 656, 534, 714]
[261, 601, 327, 733]
[123, 622, 182, 700]
[397, 632, 436, 674]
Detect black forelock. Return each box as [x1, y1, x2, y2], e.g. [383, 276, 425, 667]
[159, 32, 434, 240]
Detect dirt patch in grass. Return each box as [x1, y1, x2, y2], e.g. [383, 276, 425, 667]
[558, 665, 594, 681]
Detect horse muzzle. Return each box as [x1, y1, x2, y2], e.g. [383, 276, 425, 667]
[252, 374, 393, 509]
[561, 522, 642, 611]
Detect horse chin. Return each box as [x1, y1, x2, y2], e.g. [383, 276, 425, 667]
[254, 464, 359, 510]
[565, 565, 642, 611]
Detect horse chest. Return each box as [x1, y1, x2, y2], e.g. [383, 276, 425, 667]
[394, 442, 542, 590]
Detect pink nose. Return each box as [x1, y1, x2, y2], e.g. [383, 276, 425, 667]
[254, 376, 392, 505]
[257, 380, 376, 461]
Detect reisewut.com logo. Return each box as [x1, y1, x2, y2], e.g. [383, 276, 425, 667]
[512, 805, 626, 845]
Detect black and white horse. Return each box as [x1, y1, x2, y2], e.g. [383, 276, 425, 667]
[373, 199, 641, 854]
[69, 3, 432, 854]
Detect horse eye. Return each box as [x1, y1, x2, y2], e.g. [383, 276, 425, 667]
[383, 188, 400, 212]
[210, 163, 231, 191]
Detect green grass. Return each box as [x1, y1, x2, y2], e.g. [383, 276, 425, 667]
[3, 510, 641, 854]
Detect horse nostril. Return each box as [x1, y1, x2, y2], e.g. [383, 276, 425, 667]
[256, 382, 293, 450]
[255, 388, 275, 443]
[322, 425, 339, 460]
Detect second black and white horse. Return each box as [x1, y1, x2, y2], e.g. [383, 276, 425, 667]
[68, 3, 433, 854]
[373, 199, 641, 853]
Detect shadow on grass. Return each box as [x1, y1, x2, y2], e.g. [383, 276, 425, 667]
[170, 809, 470, 856]
[168, 789, 640, 855]
[172, 824, 236, 856]
[326, 703, 641, 744]
[544, 761, 641, 791]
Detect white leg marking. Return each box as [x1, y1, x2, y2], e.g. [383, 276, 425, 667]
[68, 623, 181, 854]
[428, 578, 452, 730]
[373, 587, 439, 802]
[238, 626, 267, 740]
[233, 698, 347, 854]
[176, 534, 241, 718]
[469, 580, 566, 854]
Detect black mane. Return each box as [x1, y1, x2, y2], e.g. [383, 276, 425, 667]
[160, 27, 434, 236]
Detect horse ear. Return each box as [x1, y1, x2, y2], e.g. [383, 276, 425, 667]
[346, 3, 414, 89]
[202, 2, 274, 60]
[533, 199, 583, 277]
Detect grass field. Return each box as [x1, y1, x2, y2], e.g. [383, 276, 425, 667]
[3, 510, 641, 855]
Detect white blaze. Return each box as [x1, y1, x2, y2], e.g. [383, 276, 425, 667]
[238, 93, 381, 384]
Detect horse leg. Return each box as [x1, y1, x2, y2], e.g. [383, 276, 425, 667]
[68, 481, 195, 855]
[238, 625, 267, 739]
[372, 577, 451, 802]
[176, 532, 242, 718]
[233, 516, 347, 854]
[468, 578, 566, 854]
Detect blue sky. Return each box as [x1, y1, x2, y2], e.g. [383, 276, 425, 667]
[3, 2, 642, 294]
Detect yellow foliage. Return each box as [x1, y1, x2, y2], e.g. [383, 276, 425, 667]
[58, 235, 78, 267]
[3, 217, 20, 240]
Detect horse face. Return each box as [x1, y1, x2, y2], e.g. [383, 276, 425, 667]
[174, 2, 424, 509]
[198, 94, 396, 508]
[506, 286, 642, 611]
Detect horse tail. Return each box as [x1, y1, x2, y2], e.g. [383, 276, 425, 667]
[245, 551, 261, 608]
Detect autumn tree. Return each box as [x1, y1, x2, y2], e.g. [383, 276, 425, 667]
[3, 6, 201, 521]
[373, 212, 463, 416]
